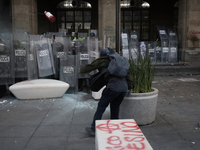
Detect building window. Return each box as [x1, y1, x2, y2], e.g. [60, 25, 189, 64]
[57, 0, 92, 34]
[57, 0, 91, 8]
[121, 1, 150, 41]
[121, 0, 150, 8]
[141, 2, 150, 8]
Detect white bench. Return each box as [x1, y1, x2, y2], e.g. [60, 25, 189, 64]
[95, 119, 153, 150]
[9, 79, 69, 100]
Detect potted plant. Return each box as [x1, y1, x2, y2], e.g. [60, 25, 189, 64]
[119, 52, 158, 125]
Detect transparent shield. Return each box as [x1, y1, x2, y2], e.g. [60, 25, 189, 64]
[156, 25, 168, 41]
[121, 32, 129, 58]
[60, 55, 78, 94]
[77, 37, 99, 79]
[52, 37, 71, 79]
[167, 28, 178, 62]
[169, 42, 178, 62]
[147, 41, 156, 62]
[129, 31, 139, 60]
[87, 36, 99, 62]
[77, 39, 91, 79]
[155, 41, 162, 63]
[0, 33, 15, 85]
[27, 34, 40, 80]
[161, 41, 169, 63]
[14, 33, 29, 78]
[34, 38, 55, 77]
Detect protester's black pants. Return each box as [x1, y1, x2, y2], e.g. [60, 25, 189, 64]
[91, 88, 126, 130]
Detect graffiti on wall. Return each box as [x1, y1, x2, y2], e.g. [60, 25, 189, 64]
[96, 119, 153, 150]
[187, 22, 200, 47]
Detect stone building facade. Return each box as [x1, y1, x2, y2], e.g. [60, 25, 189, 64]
[1, 0, 200, 62]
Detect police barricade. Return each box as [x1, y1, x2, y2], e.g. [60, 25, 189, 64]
[27, 34, 40, 80]
[156, 25, 169, 63]
[52, 37, 71, 79]
[0, 33, 15, 85]
[129, 31, 139, 60]
[13, 33, 29, 79]
[147, 41, 156, 62]
[59, 36, 78, 94]
[59, 55, 78, 94]
[58, 29, 68, 37]
[34, 38, 55, 77]
[167, 28, 178, 62]
[77, 36, 99, 92]
[121, 31, 129, 59]
[155, 41, 162, 63]
[161, 41, 169, 63]
[87, 36, 99, 63]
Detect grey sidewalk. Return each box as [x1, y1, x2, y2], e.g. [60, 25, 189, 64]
[0, 75, 200, 150]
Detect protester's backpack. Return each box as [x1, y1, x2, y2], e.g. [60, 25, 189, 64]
[88, 67, 108, 92]
[108, 52, 129, 77]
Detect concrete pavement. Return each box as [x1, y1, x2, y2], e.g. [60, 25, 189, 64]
[0, 75, 200, 150]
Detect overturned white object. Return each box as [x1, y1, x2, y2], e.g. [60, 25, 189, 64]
[92, 86, 106, 100]
[95, 119, 153, 150]
[9, 79, 69, 100]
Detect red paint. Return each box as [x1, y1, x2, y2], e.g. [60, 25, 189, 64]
[124, 137, 145, 142]
[96, 120, 120, 134]
[97, 120, 147, 149]
[126, 143, 145, 149]
[22, 82, 34, 85]
[107, 136, 122, 145]
[189, 30, 200, 35]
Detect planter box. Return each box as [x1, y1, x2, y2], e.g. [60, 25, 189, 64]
[119, 88, 158, 125]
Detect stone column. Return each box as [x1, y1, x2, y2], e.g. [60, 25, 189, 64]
[98, 0, 116, 50]
[12, 0, 38, 34]
[178, 0, 200, 62]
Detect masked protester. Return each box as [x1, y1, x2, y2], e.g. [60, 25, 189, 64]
[80, 48, 133, 135]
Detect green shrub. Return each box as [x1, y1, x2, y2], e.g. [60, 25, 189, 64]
[128, 53, 155, 93]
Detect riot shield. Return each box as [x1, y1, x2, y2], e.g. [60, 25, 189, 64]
[14, 33, 29, 79]
[78, 32, 87, 40]
[87, 36, 99, 63]
[0, 33, 14, 85]
[162, 41, 169, 62]
[121, 31, 129, 59]
[155, 41, 162, 63]
[147, 41, 156, 62]
[77, 37, 99, 92]
[60, 55, 78, 94]
[167, 28, 178, 62]
[58, 29, 68, 37]
[34, 38, 55, 77]
[52, 37, 71, 79]
[129, 31, 139, 60]
[77, 39, 91, 79]
[27, 35, 40, 80]
[156, 25, 169, 63]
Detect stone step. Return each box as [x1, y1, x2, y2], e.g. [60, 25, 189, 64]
[154, 62, 200, 76]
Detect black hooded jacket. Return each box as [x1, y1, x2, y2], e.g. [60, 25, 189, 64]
[80, 56, 133, 92]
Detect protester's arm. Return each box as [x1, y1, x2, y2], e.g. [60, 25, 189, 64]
[80, 56, 109, 74]
[80, 60, 99, 73]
